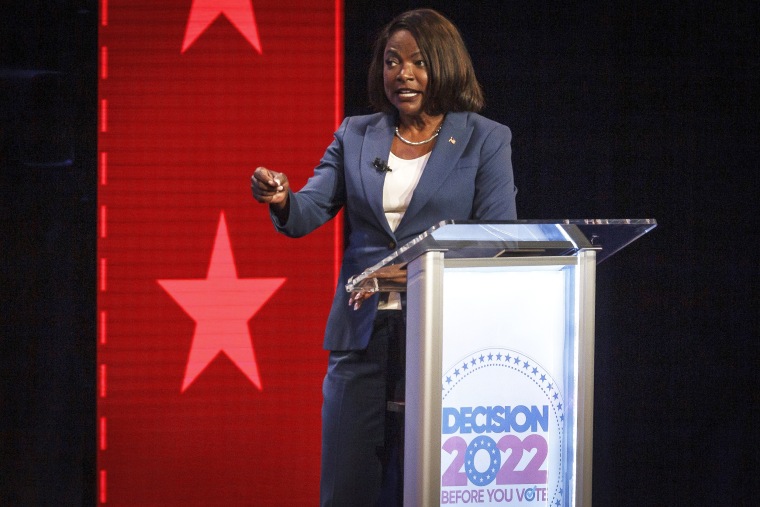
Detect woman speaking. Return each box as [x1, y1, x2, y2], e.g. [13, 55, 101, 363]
[251, 8, 517, 505]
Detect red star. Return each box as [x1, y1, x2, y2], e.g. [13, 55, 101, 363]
[158, 212, 285, 392]
[182, 0, 262, 54]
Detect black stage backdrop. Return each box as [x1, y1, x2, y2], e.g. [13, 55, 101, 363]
[1, 1, 757, 505]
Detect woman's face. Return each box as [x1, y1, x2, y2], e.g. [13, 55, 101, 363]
[383, 29, 428, 120]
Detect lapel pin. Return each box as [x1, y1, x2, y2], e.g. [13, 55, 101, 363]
[449, 137, 456, 144]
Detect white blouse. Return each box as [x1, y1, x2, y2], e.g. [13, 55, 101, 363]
[379, 151, 431, 310]
[383, 151, 431, 232]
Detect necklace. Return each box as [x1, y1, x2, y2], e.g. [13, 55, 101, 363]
[394, 124, 443, 146]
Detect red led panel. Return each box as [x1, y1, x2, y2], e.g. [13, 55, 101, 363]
[97, 1, 342, 504]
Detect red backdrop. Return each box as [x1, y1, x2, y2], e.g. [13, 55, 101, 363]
[97, 1, 342, 504]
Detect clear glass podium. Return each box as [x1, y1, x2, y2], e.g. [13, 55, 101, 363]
[347, 219, 657, 507]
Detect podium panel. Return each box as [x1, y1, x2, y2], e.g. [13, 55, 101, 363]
[405, 253, 596, 507]
[441, 259, 575, 506]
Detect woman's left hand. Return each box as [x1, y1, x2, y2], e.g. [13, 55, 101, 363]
[348, 264, 407, 310]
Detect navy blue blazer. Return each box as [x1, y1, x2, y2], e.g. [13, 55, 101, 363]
[273, 111, 517, 351]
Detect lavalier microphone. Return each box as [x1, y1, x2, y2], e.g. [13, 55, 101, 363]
[373, 158, 392, 173]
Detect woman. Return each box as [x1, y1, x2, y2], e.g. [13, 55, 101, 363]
[251, 8, 517, 505]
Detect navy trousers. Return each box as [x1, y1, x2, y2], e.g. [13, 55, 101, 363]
[320, 310, 405, 507]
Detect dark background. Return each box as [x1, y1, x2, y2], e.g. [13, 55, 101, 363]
[1, 1, 757, 505]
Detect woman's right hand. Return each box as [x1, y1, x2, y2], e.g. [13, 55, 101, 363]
[250, 167, 290, 208]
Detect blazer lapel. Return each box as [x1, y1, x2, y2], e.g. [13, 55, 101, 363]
[398, 112, 473, 233]
[359, 114, 395, 236]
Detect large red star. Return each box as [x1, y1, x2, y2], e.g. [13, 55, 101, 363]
[182, 0, 262, 54]
[158, 212, 285, 392]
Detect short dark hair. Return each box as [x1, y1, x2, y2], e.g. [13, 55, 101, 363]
[367, 9, 485, 115]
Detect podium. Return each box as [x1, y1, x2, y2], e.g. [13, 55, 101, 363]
[346, 219, 657, 507]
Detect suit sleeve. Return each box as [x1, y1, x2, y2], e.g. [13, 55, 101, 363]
[271, 118, 348, 237]
[471, 123, 518, 220]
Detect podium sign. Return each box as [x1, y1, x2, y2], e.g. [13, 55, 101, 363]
[438, 259, 577, 506]
[348, 220, 656, 507]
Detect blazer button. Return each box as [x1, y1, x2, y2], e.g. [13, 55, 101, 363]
[388, 241, 397, 249]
